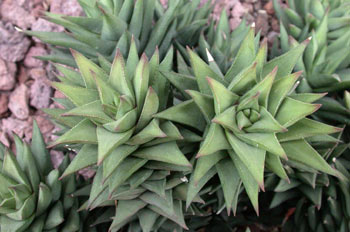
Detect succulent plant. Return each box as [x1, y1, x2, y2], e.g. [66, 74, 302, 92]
[44, 39, 210, 231]
[26, 0, 212, 67]
[269, 132, 350, 232]
[0, 122, 91, 232]
[155, 26, 343, 215]
[273, 0, 350, 124]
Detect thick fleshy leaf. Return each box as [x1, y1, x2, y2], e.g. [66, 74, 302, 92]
[149, 200, 188, 230]
[268, 72, 301, 116]
[16, 143, 40, 193]
[93, 71, 119, 107]
[96, 126, 134, 164]
[265, 153, 289, 181]
[142, 179, 166, 198]
[197, 124, 231, 157]
[129, 169, 153, 189]
[241, 67, 277, 108]
[140, 190, 173, 216]
[3, 150, 30, 187]
[161, 71, 199, 98]
[133, 55, 150, 113]
[104, 108, 138, 132]
[109, 50, 135, 99]
[127, 119, 166, 145]
[138, 208, 159, 232]
[110, 199, 147, 230]
[226, 132, 265, 189]
[133, 142, 191, 167]
[48, 119, 97, 148]
[207, 77, 239, 114]
[71, 50, 108, 88]
[145, 121, 183, 146]
[216, 158, 241, 215]
[188, 48, 226, 95]
[154, 100, 206, 131]
[282, 139, 339, 176]
[60, 144, 97, 178]
[108, 157, 147, 195]
[136, 87, 159, 131]
[45, 170, 61, 202]
[237, 132, 287, 159]
[277, 118, 342, 142]
[275, 97, 320, 127]
[36, 183, 52, 216]
[186, 90, 215, 123]
[230, 151, 259, 215]
[228, 62, 257, 95]
[103, 145, 139, 181]
[245, 107, 287, 133]
[225, 27, 256, 82]
[262, 38, 309, 79]
[0, 214, 35, 232]
[62, 100, 113, 124]
[51, 82, 99, 106]
[6, 193, 36, 221]
[212, 106, 240, 133]
[187, 167, 216, 208]
[31, 121, 52, 176]
[193, 151, 226, 185]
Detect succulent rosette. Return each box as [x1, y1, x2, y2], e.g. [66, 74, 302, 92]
[156, 27, 343, 215]
[26, 0, 211, 67]
[0, 122, 92, 232]
[273, 0, 350, 124]
[269, 131, 350, 232]
[45, 40, 207, 231]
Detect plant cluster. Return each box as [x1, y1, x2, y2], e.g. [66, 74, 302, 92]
[1, 0, 348, 231]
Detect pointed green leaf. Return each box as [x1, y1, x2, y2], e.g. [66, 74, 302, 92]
[207, 77, 239, 114]
[193, 151, 226, 185]
[96, 126, 134, 164]
[31, 120, 52, 176]
[108, 157, 147, 195]
[133, 142, 191, 167]
[51, 82, 99, 106]
[230, 151, 259, 215]
[186, 90, 215, 123]
[136, 87, 159, 132]
[262, 38, 308, 79]
[188, 48, 226, 95]
[128, 119, 166, 145]
[107, 108, 138, 133]
[277, 118, 342, 142]
[61, 144, 97, 178]
[268, 72, 301, 116]
[36, 183, 52, 216]
[226, 132, 265, 190]
[238, 132, 286, 159]
[63, 100, 113, 124]
[109, 51, 134, 99]
[133, 55, 150, 113]
[71, 50, 108, 88]
[265, 153, 289, 181]
[216, 158, 241, 215]
[48, 119, 97, 148]
[275, 97, 320, 127]
[282, 139, 338, 176]
[226, 27, 256, 82]
[154, 100, 206, 131]
[197, 124, 231, 157]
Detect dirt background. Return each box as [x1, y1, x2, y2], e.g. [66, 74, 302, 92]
[0, 0, 279, 152]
